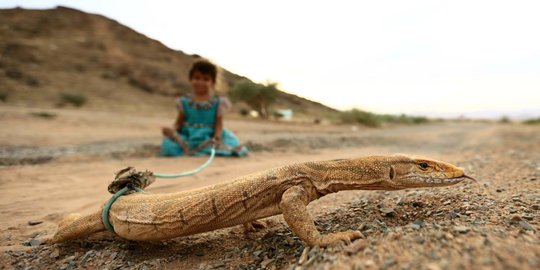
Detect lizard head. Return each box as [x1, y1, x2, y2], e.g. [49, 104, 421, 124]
[386, 155, 477, 189]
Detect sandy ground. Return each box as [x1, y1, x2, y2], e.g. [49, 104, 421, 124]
[1, 106, 539, 269]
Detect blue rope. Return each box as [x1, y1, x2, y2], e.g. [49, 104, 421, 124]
[102, 147, 216, 233]
[154, 147, 216, 178]
[102, 185, 144, 233]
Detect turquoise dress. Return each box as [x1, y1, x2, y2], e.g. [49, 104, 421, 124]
[160, 96, 248, 157]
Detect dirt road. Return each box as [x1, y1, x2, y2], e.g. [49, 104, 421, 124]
[1, 107, 539, 269]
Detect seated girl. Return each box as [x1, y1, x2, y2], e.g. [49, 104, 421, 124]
[160, 60, 248, 157]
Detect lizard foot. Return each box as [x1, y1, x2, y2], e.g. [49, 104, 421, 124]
[315, 230, 364, 247]
[243, 220, 267, 233]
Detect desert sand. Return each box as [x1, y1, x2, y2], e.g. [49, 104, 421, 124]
[1, 105, 539, 269]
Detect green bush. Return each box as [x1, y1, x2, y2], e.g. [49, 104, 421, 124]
[30, 111, 57, 119]
[59, 92, 87, 107]
[229, 80, 278, 118]
[498, 116, 511, 124]
[239, 107, 249, 117]
[339, 109, 381, 127]
[524, 117, 540, 125]
[340, 109, 429, 127]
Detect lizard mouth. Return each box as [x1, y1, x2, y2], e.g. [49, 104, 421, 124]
[423, 174, 478, 184]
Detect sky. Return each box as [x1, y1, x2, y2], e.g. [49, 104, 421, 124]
[2, 0, 540, 118]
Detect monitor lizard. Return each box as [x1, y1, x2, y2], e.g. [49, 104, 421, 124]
[51, 154, 476, 247]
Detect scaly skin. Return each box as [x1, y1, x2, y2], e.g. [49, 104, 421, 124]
[52, 154, 475, 247]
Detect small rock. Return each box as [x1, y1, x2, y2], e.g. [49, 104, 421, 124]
[49, 249, 60, 259]
[345, 240, 367, 255]
[453, 225, 470, 233]
[382, 258, 397, 269]
[308, 245, 320, 259]
[260, 257, 275, 268]
[519, 221, 534, 231]
[64, 255, 76, 262]
[510, 215, 522, 223]
[253, 250, 263, 257]
[446, 211, 460, 220]
[28, 220, 43, 226]
[412, 201, 424, 208]
[29, 239, 43, 246]
[380, 207, 395, 217]
[410, 219, 424, 230]
[80, 250, 95, 266]
[212, 262, 226, 269]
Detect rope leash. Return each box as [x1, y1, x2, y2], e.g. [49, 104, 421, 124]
[154, 147, 216, 178]
[102, 145, 216, 233]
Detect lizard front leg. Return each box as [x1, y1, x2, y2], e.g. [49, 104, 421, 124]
[279, 186, 363, 247]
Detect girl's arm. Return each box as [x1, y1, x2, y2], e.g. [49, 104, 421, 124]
[213, 96, 230, 143]
[213, 114, 223, 142]
[174, 111, 185, 131]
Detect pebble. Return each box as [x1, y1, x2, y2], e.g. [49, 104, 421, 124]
[28, 220, 43, 226]
[453, 225, 471, 233]
[49, 249, 60, 259]
[80, 250, 95, 266]
[410, 220, 424, 230]
[412, 201, 424, 208]
[519, 221, 534, 231]
[345, 240, 367, 255]
[382, 258, 397, 269]
[380, 207, 395, 217]
[510, 215, 522, 223]
[446, 211, 460, 220]
[29, 239, 43, 246]
[260, 258, 275, 268]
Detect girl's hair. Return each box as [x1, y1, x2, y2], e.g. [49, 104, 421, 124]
[189, 60, 218, 83]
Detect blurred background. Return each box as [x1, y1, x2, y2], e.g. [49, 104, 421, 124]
[1, 0, 539, 122]
[1, 2, 540, 269]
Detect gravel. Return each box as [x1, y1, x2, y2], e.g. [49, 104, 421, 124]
[1, 124, 539, 269]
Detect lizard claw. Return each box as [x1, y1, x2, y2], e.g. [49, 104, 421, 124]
[243, 220, 267, 233]
[316, 230, 364, 247]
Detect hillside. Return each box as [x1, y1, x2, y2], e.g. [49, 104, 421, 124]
[0, 6, 337, 117]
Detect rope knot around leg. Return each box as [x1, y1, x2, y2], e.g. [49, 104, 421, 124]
[107, 167, 156, 194]
[102, 167, 154, 233]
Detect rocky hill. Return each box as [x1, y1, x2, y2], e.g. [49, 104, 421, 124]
[0, 6, 337, 117]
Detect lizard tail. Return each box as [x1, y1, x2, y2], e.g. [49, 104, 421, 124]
[52, 211, 106, 243]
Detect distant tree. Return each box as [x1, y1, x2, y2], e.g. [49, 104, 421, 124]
[229, 80, 278, 118]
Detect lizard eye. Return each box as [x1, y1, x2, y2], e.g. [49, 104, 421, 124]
[419, 162, 429, 170]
